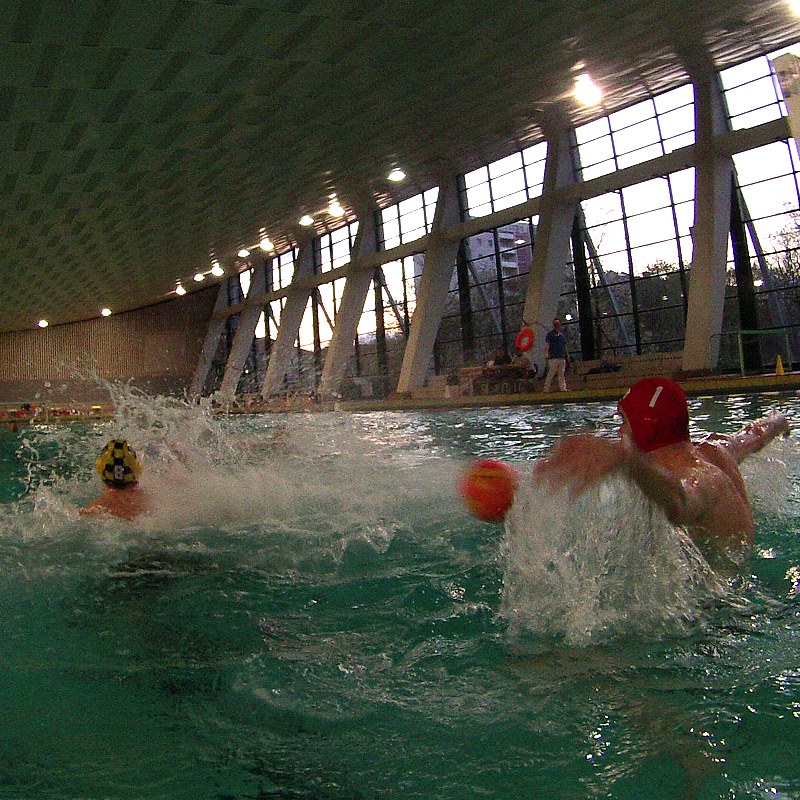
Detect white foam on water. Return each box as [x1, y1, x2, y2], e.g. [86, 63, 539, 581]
[740, 435, 800, 518]
[501, 473, 725, 647]
[0, 385, 465, 578]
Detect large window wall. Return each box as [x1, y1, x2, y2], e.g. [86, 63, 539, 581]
[379, 189, 438, 249]
[461, 143, 547, 218]
[204, 41, 800, 397]
[436, 220, 535, 371]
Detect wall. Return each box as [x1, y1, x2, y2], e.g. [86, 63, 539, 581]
[0, 288, 218, 403]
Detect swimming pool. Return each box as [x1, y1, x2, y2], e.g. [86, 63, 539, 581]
[1, 390, 799, 799]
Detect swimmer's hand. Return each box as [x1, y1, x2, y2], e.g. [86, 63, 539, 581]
[533, 434, 629, 498]
[706, 412, 790, 464]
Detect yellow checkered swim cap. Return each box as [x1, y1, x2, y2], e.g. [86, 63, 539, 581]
[95, 439, 142, 487]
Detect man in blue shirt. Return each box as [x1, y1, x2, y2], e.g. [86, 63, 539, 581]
[543, 318, 568, 392]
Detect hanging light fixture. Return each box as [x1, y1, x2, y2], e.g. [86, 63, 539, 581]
[574, 73, 602, 106]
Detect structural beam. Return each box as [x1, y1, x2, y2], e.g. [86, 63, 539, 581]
[261, 243, 315, 395]
[396, 179, 461, 393]
[217, 260, 267, 400]
[682, 68, 734, 372]
[187, 284, 230, 399]
[521, 129, 579, 369]
[318, 213, 378, 398]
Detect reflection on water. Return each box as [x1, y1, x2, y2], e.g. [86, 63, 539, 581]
[0, 387, 798, 798]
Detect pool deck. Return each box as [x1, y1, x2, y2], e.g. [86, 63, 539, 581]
[334, 371, 800, 413]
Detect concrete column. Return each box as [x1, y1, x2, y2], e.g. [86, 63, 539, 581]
[772, 54, 800, 147]
[261, 242, 315, 395]
[317, 213, 378, 398]
[521, 129, 578, 369]
[395, 178, 461, 393]
[217, 260, 267, 400]
[187, 283, 230, 399]
[682, 68, 734, 372]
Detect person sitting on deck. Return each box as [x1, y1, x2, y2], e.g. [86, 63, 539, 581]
[511, 346, 538, 377]
[80, 438, 150, 521]
[532, 377, 790, 570]
[489, 346, 511, 366]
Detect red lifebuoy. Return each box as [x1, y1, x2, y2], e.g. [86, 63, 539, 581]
[515, 327, 534, 352]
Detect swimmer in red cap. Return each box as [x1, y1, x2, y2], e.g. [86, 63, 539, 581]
[534, 377, 790, 569]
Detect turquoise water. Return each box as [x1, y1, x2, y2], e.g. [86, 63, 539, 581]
[1, 392, 800, 799]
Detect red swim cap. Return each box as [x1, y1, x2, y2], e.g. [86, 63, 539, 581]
[618, 377, 689, 453]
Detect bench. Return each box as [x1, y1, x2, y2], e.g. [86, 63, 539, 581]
[583, 351, 684, 389]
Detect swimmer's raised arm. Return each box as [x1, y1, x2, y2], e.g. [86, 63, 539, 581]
[705, 413, 790, 464]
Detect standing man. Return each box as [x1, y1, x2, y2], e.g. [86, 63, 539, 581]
[543, 318, 568, 392]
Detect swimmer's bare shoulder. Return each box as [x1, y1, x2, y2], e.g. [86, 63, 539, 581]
[80, 486, 150, 521]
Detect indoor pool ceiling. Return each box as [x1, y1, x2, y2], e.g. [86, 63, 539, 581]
[0, 0, 799, 332]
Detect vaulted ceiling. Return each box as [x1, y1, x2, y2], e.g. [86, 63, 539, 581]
[0, 0, 798, 332]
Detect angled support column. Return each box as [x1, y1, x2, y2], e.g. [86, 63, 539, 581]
[188, 284, 230, 399]
[318, 213, 378, 398]
[396, 178, 461, 393]
[682, 67, 734, 372]
[521, 129, 578, 369]
[261, 242, 315, 396]
[217, 261, 267, 400]
[772, 54, 800, 151]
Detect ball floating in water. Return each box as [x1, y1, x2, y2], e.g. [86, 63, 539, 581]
[459, 459, 519, 523]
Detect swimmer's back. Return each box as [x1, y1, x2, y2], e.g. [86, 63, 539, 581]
[80, 486, 150, 521]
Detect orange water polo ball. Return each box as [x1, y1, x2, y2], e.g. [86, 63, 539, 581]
[459, 459, 519, 523]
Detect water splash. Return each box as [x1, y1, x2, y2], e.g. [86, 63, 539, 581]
[1, 386, 467, 582]
[501, 474, 724, 647]
[740, 436, 800, 518]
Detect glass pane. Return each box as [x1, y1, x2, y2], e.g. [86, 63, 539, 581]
[654, 84, 694, 114]
[488, 152, 524, 180]
[613, 119, 661, 154]
[575, 116, 611, 144]
[609, 99, 654, 131]
[622, 178, 672, 213]
[657, 105, 694, 139]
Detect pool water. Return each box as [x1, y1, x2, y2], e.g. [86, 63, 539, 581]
[1, 391, 799, 799]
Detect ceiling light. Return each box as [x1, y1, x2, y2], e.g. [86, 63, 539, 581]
[329, 201, 345, 217]
[388, 168, 406, 182]
[790, 0, 800, 15]
[574, 74, 602, 106]
[37, 319, 48, 328]
[237, 248, 250, 258]
[193, 273, 205, 282]
[259, 236, 274, 251]
[101, 308, 112, 317]
[175, 285, 187, 296]
[210, 264, 225, 277]
[299, 214, 314, 226]
[514, 238, 525, 245]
